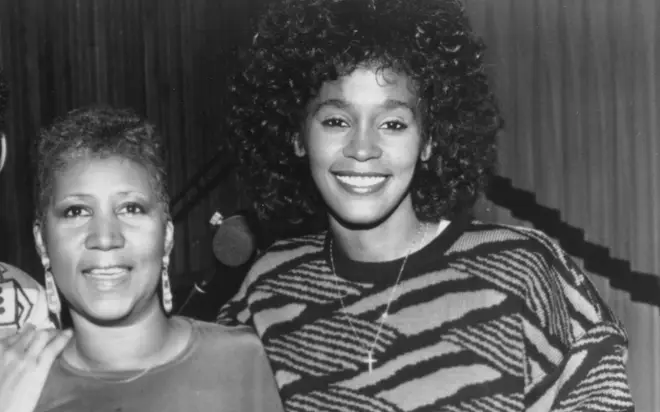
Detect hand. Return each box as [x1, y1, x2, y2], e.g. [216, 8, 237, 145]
[0, 324, 72, 412]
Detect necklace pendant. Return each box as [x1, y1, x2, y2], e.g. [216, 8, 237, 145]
[365, 352, 376, 373]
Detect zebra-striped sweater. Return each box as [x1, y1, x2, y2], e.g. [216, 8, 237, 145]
[217, 216, 634, 411]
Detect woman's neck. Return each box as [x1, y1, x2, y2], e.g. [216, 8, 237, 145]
[64, 301, 184, 371]
[329, 203, 438, 262]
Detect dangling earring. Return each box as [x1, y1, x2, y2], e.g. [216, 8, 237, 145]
[293, 134, 306, 158]
[161, 256, 173, 313]
[420, 139, 433, 162]
[44, 268, 62, 328]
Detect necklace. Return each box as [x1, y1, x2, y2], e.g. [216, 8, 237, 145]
[328, 223, 430, 373]
[65, 353, 155, 384]
[110, 365, 154, 384]
[106, 366, 153, 384]
[63, 316, 191, 384]
[65, 335, 173, 384]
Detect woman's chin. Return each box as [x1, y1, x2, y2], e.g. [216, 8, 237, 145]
[330, 204, 393, 229]
[78, 298, 139, 324]
[326, 189, 412, 230]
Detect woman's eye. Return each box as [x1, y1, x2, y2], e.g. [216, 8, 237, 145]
[321, 118, 349, 128]
[63, 206, 90, 218]
[120, 203, 146, 215]
[381, 120, 408, 131]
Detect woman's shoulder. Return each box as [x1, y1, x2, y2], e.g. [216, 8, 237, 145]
[244, 231, 327, 281]
[179, 318, 274, 379]
[259, 231, 326, 261]
[450, 220, 582, 303]
[453, 220, 563, 259]
[184, 317, 265, 351]
[189, 318, 255, 335]
[455, 222, 618, 328]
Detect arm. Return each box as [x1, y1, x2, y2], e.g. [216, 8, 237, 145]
[519, 231, 634, 411]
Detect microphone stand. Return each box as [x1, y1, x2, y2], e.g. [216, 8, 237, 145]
[175, 268, 214, 315]
[167, 147, 235, 317]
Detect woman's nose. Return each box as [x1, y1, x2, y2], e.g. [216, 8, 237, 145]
[342, 126, 382, 161]
[85, 213, 125, 250]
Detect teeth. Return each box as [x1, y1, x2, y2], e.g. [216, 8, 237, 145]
[336, 175, 386, 187]
[88, 267, 127, 276]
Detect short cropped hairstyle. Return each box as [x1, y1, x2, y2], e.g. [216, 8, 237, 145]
[34, 106, 170, 220]
[229, 0, 502, 235]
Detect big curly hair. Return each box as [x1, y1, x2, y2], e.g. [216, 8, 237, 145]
[34, 105, 170, 221]
[230, 0, 502, 236]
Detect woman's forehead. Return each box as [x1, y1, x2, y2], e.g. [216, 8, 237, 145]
[311, 66, 419, 110]
[51, 155, 155, 197]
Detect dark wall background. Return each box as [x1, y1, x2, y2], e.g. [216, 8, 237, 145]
[0, 0, 256, 289]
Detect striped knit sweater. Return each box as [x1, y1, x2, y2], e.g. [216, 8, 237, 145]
[217, 216, 634, 411]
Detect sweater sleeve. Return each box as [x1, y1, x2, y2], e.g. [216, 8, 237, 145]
[517, 230, 634, 411]
[216, 263, 259, 326]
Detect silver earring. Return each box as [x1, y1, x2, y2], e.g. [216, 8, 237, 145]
[161, 257, 172, 313]
[293, 134, 306, 157]
[44, 269, 61, 328]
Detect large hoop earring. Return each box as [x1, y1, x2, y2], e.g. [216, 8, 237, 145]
[44, 269, 62, 328]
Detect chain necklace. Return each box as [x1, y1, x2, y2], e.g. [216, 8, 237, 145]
[64, 350, 155, 384]
[64, 328, 179, 384]
[106, 365, 153, 384]
[329, 223, 430, 374]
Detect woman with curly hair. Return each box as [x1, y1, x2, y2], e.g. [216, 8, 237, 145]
[0, 106, 283, 412]
[218, 0, 634, 410]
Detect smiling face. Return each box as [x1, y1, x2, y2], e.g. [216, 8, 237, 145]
[300, 66, 430, 228]
[34, 155, 173, 325]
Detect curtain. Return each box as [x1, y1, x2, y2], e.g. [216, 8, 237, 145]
[464, 0, 660, 409]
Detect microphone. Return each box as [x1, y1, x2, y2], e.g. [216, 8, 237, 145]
[210, 211, 256, 267]
[174, 212, 257, 315]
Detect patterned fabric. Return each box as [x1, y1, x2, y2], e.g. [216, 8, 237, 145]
[217, 217, 634, 411]
[0, 262, 53, 338]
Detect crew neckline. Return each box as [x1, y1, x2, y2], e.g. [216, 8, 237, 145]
[57, 316, 198, 383]
[324, 213, 471, 284]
